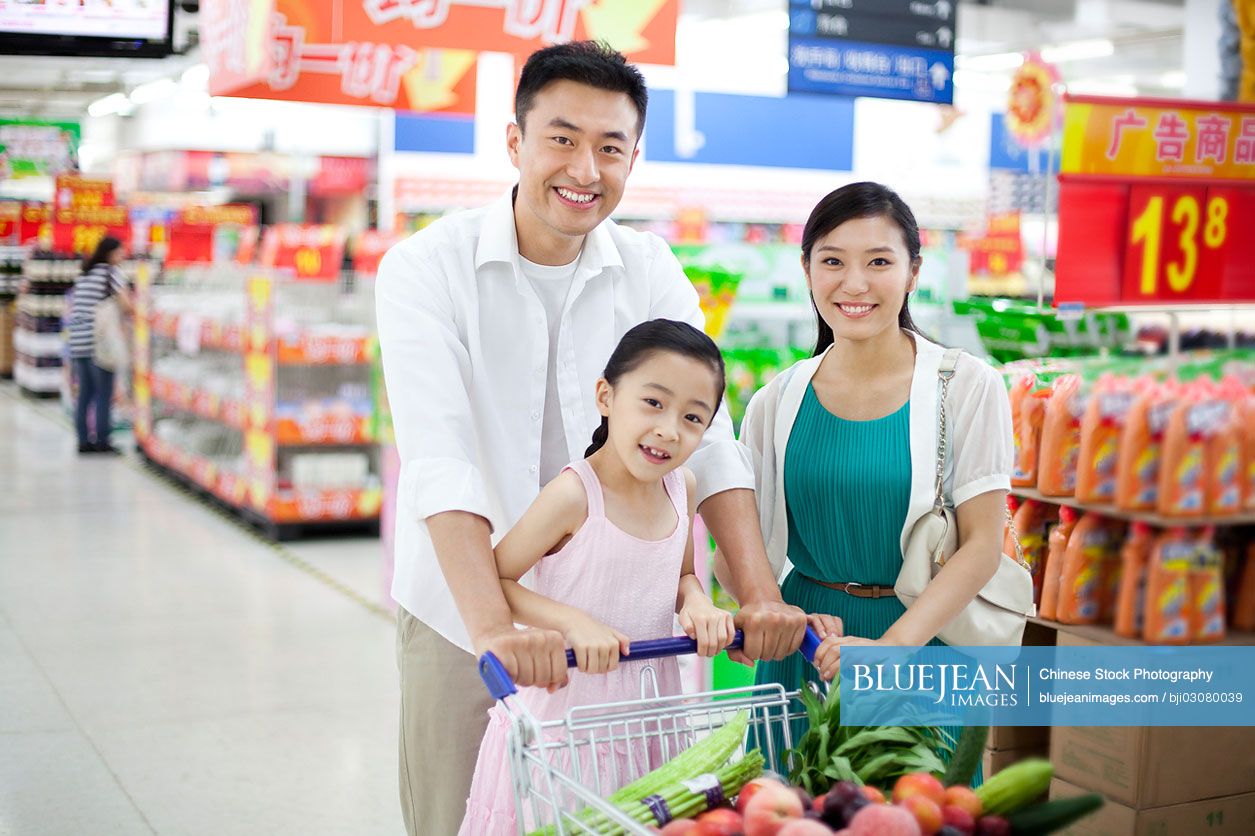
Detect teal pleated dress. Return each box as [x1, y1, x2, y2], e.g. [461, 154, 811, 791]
[752, 384, 974, 783]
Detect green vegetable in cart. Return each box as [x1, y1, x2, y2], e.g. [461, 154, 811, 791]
[940, 724, 989, 787]
[973, 758, 1054, 816]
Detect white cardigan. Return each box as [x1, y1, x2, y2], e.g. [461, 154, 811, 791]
[739, 333, 1013, 582]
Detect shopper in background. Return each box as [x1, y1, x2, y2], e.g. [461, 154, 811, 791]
[376, 41, 809, 836]
[69, 236, 133, 455]
[723, 181, 1012, 685]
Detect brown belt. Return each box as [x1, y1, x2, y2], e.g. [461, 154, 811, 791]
[797, 573, 893, 599]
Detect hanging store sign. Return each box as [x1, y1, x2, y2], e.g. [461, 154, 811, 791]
[0, 119, 80, 179]
[51, 205, 131, 256]
[55, 175, 115, 209]
[1055, 95, 1255, 306]
[787, 0, 955, 104]
[1005, 54, 1059, 148]
[260, 224, 344, 281]
[167, 205, 261, 265]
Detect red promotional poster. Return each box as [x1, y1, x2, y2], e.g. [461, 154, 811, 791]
[166, 204, 261, 265]
[51, 205, 131, 255]
[1056, 95, 1255, 305]
[20, 203, 51, 245]
[54, 174, 115, 209]
[0, 202, 18, 242]
[351, 230, 402, 275]
[206, 0, 678, 113]
[260, 223, 344, 281]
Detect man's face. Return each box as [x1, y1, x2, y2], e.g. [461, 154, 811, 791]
[507, 80, 641, 258]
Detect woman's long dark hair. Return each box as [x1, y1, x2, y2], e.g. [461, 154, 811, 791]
[585, 319, 726, 458]
[83, 236, 124, 275]
[801, 182, 922, 356]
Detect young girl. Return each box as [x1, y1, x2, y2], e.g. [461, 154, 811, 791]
[459, 319, 737, 835]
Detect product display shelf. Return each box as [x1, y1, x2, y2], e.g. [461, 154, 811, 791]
[135, 263, 381, 541]
[0, 246, 21, 379]
[13, 252, 76, 396]
[1011, 487, 1255, 528]
[1027, 616, 1255, 647]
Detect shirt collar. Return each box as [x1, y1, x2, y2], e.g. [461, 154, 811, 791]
[473, 186, 625, 277]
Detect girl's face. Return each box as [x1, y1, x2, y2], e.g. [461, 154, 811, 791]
[108, 247, 125, 265]
[804, 214, 919, 344]
[595, 351, 719, 482]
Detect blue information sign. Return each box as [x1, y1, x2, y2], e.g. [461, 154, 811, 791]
[787, 0, 956, 104]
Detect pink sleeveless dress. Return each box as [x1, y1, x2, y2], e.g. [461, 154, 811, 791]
[458, 459, 688, 835]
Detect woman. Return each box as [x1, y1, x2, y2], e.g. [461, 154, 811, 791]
[726, 180, 1012, 715]
[69, 236, 133, 454]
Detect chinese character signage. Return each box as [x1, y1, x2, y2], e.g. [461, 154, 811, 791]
[1055, 95, 1255, 306]
[1062, 96, 1255, 180]
[260, 224, 345, 281]
[167, 204, 260, 265]
[787, 0, 955, 104]
[51, 205, 131, 256]
[204, 0, 678, 113]
[0, 119, 80, 178]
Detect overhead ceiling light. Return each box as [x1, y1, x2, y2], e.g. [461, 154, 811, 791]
[955, 52, 1023, 72]
[1066, 78, 1138, 97]
[1040, 39, 1114, 64]
[953, 69, 1011, 92]
[1158, 70, 1186, 89]
[129, 78, 177, 105]
[88, 92, 132, 118]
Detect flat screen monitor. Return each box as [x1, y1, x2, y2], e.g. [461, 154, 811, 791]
[0, 0, 175, 58]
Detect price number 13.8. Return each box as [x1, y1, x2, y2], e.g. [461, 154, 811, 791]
[1128, 191, 1228, 297]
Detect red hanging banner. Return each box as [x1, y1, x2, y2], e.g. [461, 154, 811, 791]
[260, 224, 344, 281]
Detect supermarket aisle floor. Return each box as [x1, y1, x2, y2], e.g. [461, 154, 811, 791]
[0, 385, 404, 836]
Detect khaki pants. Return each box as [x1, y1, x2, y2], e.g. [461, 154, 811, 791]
[397, 608, 494, 836]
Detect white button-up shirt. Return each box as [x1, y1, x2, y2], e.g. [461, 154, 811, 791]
[375, 190, 754, 652]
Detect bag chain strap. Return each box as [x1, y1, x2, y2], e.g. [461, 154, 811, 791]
[935, 354, 1030, 572]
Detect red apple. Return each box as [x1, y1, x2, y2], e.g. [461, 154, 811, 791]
[892, 773, 946, 807]
[941, 804, 976, 834]
[660, 820, 698, 836]
[738, 778, 780, 815]
[693, 808, 744, 836]
[743, 781, 806, 836]
[777, 818, 834, 835]
[942, 786, 982, 819]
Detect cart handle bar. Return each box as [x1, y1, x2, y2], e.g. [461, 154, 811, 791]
[479, 627, 823, 701]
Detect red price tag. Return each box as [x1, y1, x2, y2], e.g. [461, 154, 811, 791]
[1121, 184, 1218, 302]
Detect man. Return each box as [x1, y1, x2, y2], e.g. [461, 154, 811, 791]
[376, 41, 807, 836]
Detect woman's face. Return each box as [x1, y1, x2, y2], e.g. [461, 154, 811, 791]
[803, 214, 918, 344]
[108, 247, 125, 265]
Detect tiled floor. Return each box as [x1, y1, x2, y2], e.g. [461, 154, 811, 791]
[0, 384, 403, 836]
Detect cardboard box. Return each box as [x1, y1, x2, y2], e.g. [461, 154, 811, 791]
[989, 725, 1050, 751]
[1050, 725, 1255, 808]
[983, 745, 1047, 777]
[1050, 778, 1255, 836]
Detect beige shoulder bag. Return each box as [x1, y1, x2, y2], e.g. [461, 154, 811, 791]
[893, 349, 1036, 646]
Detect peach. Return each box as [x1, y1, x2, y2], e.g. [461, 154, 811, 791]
[777, 819, 834, 835]
[847, 803, 922, 836]
[942, 786, 982, 819]
[941, 804, 976, 834]
[659, 820, 698, 835]
[743, 781, 806, 836]
[900, 795, 943, 835]
[892, 773, 946, 807]
[693, 808, 744, 836]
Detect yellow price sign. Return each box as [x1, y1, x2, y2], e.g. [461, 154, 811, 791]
[294, 246, 323, 277]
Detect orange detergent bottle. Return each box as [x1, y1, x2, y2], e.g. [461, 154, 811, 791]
[1189, 526, 1226, 643]
[1039, 505, 1079, 621]
[1013, 377, 1051, 488]
[1206, 379, 1245, 516]
[1232, 544, 1255, 632]
[1038, 375, 1086, 496]
[1240, 395, 1255, 512]
[1157, 385, 1208, 518]
[1056, 513, 1123, 625]
[1143, 527, 1196, 644]
[1115, 383, 1175, 511]
[1008, 498, 1053, 606]
[1076, 376, 1135, 504]
[1114, 522, 1154, 638]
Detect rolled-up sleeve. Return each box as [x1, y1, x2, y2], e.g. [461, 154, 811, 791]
[644, 235, 755, 505]
[376, 241, 493, 527]
[949, 359, 1014, 508]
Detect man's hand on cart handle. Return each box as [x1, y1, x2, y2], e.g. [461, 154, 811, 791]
[728, 600, 809, 666]
[475, 625, 569, 692]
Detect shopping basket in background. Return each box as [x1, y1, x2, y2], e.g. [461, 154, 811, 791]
[478, 628, 823, 835]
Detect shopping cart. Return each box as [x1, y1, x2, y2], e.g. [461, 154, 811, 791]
[478, 627, 823, 835]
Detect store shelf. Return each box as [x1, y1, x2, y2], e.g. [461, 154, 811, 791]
[148, 373, 249, 432]
[148, 312, 371, 365]
[1029, 616, 1255, 647]
[275, 415, 373, 446]
[1011, 488, 1255, 528]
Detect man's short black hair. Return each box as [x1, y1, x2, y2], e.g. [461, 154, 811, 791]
[514, 40, 648, 140]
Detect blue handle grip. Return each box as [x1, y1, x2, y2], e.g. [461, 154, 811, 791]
[479, 626, 823, 701]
